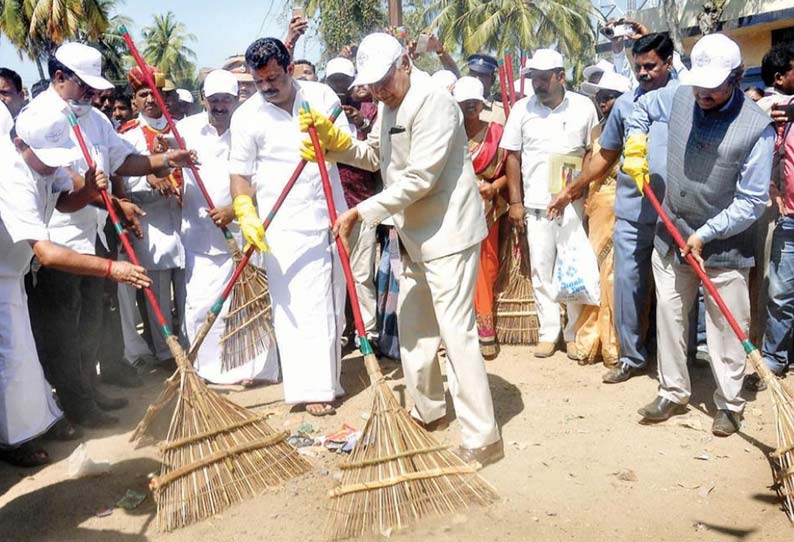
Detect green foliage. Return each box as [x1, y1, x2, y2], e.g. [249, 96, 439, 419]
[141, 11, 197, 89]
[304, 0, 386, 58]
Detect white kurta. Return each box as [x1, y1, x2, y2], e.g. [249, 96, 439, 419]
[228, 81, 349, 403]
[178, 112, 279, 384]
[0, 145, 68, 446]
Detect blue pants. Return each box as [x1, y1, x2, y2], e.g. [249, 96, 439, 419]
[761, 216, 794, 375]
[614, 218, 656, 368]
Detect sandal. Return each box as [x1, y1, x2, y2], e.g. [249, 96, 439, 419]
[0, 442, 50, 468]
[305, 403, 336, 417]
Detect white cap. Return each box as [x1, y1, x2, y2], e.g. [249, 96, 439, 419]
[326, 57, 356, 79]
[54, 42, 113, 90]
[453, 76, 485, 103]
[582, 59, 615, 81]
[580, 70, 631, 96]
[522, 49, 564, 74]
[352, 33, 405, 87]
[680, 33, 741, 89]
[431, 70, 458, 92]
[176, 88, 194, 103]
[203, 69, 238, 98]
[15, 104, 81, 167]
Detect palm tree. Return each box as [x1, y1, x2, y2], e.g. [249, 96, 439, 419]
[426, 0, 595, 81]
[78, 1, 132, 87]
[140, 11, 197, 88]
[0, 0, 111, 79]
[305, 0, 386, 58]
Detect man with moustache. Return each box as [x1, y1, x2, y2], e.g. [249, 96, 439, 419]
[625, 34, 774, 434]
[178, 69, 279, 384]
[229, 37, 350, 416]
[547, 33, 680, 383]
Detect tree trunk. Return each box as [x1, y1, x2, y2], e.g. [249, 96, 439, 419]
[661, 0, 685, 55]
[388, 0, 402, 27]
[35, 57, 45, 81]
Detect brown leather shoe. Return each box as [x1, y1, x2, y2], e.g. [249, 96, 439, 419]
[456, 439, 504, 469]
[533, 341, 557, 358]
[566, 342, 581, 361]
[411, 415, 450, 432]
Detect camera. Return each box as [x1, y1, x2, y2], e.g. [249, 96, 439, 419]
[601, 23, 632, 39]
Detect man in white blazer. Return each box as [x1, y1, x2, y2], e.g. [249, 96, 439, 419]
[301, 32, 503, 466]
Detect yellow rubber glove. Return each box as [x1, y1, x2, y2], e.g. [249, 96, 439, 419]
[233, 195, 268, 252]
[298, 108, 352, 153]
[623, 133, 649, 195]
[299, 138, 320, 162]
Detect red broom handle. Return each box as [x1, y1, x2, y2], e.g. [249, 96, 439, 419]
[504, 53, 516, 106]
[497, 65, 511, 118]
[215, 105, 344, 304]
[302, 102, 368, 340]
[119, 28, 229, 235]
[519, 53, 526, 97]
[643, 183, 749, 345]
[67, 113, 175, 336]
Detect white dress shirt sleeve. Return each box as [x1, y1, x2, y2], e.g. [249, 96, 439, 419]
[228, 106, 258, 177]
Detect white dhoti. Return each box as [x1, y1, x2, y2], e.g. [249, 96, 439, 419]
[185, 250, 280, 384]
[0, 277, 62, 446]
[263, 228, 346, 404]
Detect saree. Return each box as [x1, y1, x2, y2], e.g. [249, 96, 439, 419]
[471, 121, 508, 359]
[572, 141, 619, 365]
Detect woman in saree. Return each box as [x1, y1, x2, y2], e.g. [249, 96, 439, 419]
[454, 76, 508, 359]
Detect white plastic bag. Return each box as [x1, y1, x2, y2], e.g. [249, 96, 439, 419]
[66, 443, 111, 479]
[552, 205, 600, 306]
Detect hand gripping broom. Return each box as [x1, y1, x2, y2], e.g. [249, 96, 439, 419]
[68, 117, 310, 530]
[131, 105, 343, 440]
[302, 104, 498, 540]
[641, 181, 794, 521]
[120, 26, 274, 372]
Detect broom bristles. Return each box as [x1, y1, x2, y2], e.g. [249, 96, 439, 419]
[494, 226, 539, 345]
[154, 336, 310, 531]
[324, 352, 498, 540]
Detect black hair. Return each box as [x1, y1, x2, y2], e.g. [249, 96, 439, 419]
[632, 33, 674, 61]
[31, 79, 50, 98]
[47, 56, 76, 80]
[0, 68, 23, 93]
[294, 59, 315, 71]
[761, 42, 794, 87]
[245, 38, 292, 72]
[114, 89, 131, 107]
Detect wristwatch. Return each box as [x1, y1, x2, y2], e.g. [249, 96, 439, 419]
[360, 117, 371, 131]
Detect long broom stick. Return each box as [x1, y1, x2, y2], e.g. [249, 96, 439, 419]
[497, 64, 511, 118]
[504, 53, 516, 106]
[519, 52, 526, 98]
[67, 113, 188, 367]
[642, 181, 794, 516]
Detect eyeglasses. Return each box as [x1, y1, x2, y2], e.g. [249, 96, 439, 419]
[370, 63, 398, 93]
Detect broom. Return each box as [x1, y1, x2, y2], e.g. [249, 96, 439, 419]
[642, 182, 794, 521]
[497, 63, 511, 118]
[69, 113, 310, 530]
[494, 225, 539, 345]
[302, 104, 498, 540]
[132, 106, 343, 440]
[120, 26, 273, 371]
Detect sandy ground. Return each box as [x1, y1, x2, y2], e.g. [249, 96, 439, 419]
[0, 345, 791, 542]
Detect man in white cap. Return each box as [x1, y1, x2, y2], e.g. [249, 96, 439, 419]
[624, 33, 774, 435]
[0, 102, 150, 465]
[305, 32, 503, 466]
[177, 69, 279, 385]
[229, 37, 349, 416]
[323, 57, 381, 346]
[501, 48, 599, 359]
[24, 42, 195, 428]
[175, 88, 194, 120]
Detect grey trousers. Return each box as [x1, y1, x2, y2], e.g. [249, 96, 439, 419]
[652, 250, 749, 413]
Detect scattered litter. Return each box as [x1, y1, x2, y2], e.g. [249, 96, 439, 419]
[676, 418, 703, 431]
[612, 469, 638, 482]
[67, 443, 111, 479]
[744, 447, 751, 454]
[360, 412, 370, 421]
[295, 422, 316, 434]
[694, 452, 710, 461]
[693, 522, 707, 532]
[287, 434, 315, 448]
[324, 424, 361, 453]
[546, 511, 558, 517]
[297, 446, 324, 458]
[677, 482, 700, 490]
[95, 507, 114, 518]
[116, 489, 147, 510]
[698, 482, 716, 498]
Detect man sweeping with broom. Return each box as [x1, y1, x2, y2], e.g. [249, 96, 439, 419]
[309, 32, 503, 466]
[624, 33, 775, 436]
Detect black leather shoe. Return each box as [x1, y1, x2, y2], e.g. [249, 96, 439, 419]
[712, 409, 742, 437]
[74, 408, 119, 428]
[94, 390, 128, 411]
[603, 363, 645, 384]
[637, 396, 687, 422]
[100, 364, 143, 388]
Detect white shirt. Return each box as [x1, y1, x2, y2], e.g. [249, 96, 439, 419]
[500, 91, 598, 210]
[121, 114, 184, 270]
[30, 88, 134, 254]
[177, 112, 240, 255]
[0, 143, 72, 278]
[228, 80, 349, 232]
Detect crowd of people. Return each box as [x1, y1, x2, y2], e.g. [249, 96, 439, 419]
[0, 15, 792, 475]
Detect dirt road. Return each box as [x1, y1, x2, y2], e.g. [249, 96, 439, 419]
[0, 346, 790, 541]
